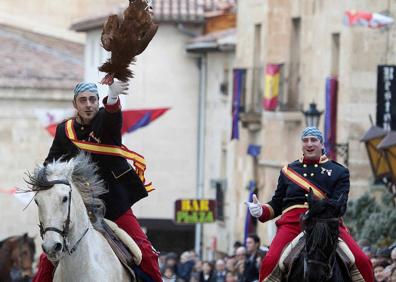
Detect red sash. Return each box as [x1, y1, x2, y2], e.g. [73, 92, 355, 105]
[65, 119, 153, 192]
[282, 165, 326, 199]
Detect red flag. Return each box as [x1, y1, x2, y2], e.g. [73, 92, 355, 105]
[37, 108, 170, 137]
[344, 11, 394, 28]
[121, 108, 170, 134]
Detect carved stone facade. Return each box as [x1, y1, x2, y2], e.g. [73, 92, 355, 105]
[235, 0, 396, 244]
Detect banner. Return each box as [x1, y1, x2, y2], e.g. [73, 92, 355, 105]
[344, 11, 394, 28]
[231, 69, 246, 140]
[263, 64, 281, 111]
[377, 65, 396, 131]
[35, 108, 169, 137]
[324, 76, 338, 160]
[121, 108, 169, 134]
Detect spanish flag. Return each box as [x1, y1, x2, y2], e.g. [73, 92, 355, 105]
[263, 64, 281, 111]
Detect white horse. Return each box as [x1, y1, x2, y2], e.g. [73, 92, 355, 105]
[27, 154, 131, 282]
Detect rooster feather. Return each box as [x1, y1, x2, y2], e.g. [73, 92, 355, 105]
[99, 0, 158, 84]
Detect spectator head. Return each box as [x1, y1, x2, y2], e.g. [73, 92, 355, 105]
[193, 259, 203, 272]
[246, 234, 260, 255]
[377, 248, 391, 262]
[180, 251, 191, 263]
[235, 246, 246, 261]
[162, 266, 176, 279]
[374, 261, 390, 282]
[165, 252, 178, 267]
[225, 256, 236, 272]
[362, 246, 375, 258]
[202, 261, 213, 275]
[189, 250, 198, 261]
[391, 247, 396, 262]
[233, 241, 242, 253]
[158, 253, 167, 268]
[215, 259, 226, 272]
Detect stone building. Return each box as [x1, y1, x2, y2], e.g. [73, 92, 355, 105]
[233, 0, 396, 245]
[0, 23, 83, 241]
[71, 0, 236, 254]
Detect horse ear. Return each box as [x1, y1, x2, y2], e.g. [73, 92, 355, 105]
[23, 233, 28, 239]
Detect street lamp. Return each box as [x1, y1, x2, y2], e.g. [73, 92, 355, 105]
[361, 125, 390, 181]
[377, 131, 396, 180]
[377, 131, 396, 205]
[302, 102, 323, 128]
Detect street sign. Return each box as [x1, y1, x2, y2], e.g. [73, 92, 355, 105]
[174, 199, 217, 224]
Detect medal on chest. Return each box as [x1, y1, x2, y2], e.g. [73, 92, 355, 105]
[321, 167, 332, 176]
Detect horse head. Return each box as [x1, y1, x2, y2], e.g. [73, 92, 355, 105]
[26, 153, 107, 262]
[301, 189, 346, 281]
[2, 234, 36, 281]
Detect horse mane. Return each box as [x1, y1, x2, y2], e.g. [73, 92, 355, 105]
[305, 198, 340, 253]
[25, 153, 108, 228]
[0, 236, 14, 250]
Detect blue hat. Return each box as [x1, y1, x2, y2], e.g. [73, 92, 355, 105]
[301, 127, 323, 143]
[73, 82, 98, 98]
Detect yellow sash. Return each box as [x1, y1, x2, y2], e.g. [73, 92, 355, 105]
[65, 119, 154, 192]
[282, 165, 326, 200]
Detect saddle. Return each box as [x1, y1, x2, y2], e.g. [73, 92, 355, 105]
[98, 219, 142, 279]
[264, 233, 364, 282]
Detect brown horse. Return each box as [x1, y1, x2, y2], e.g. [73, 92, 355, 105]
[0, 233, 36, 282]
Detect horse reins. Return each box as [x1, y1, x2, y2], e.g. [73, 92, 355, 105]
[38, 180, 89, 255]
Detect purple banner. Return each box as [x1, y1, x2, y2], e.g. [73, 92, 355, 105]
[231, 69, 246, 140]
[324, 76, 338, 160]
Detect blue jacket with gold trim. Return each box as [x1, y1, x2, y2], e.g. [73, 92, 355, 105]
[259, 156, 349, 222]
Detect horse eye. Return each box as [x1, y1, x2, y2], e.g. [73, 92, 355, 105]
[34, 199, 38, 205]
[62, 196, 68, 203]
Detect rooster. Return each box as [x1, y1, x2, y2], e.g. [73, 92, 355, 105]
[99, 0, 158, 85]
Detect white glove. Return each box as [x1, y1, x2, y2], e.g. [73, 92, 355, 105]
[107, 80, 129, 104]
[245, 194, 263, 218]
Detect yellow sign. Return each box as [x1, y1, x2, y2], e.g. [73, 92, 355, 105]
[174, 199, 216, 224]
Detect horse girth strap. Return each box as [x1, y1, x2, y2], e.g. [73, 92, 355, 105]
[282, 165, 326, 200]
[65, 119, 153, 192]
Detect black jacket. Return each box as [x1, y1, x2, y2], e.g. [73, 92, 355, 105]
[267, 156, 350, 218]
[45, 100, 148, 220]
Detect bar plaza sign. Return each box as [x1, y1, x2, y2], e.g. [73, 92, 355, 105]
[174, 199, 217, 224]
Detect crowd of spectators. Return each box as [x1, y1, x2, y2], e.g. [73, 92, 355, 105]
[159, 234, 267, 282]
[360, 241, 396, 282]
[159, 234, 396, 282]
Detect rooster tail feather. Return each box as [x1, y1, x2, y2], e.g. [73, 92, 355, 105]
[98, 59, 135, 82]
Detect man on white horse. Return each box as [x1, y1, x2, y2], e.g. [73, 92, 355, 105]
[245, 127, 373, 282]
[33, 81, 161, 281]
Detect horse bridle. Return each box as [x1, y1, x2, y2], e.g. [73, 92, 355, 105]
[38, 180, 89, 255]
[304, 217, 340, 281]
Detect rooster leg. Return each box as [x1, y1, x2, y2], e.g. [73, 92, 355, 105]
[100, 73, 115, 85]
